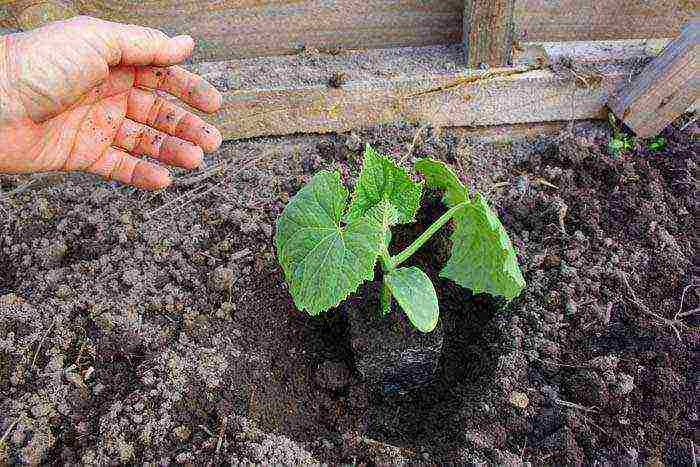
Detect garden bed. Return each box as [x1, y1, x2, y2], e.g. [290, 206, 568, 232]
[0, 116, 697, 464]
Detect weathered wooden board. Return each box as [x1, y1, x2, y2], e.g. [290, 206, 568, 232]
[175, 40, 697, 141]
[608, 21, 699, 137]
[514, 1, 697, 43]
[183, 65, 623, 141]
[464, 0, 515, 67]
[73, 0, 464, 62]
[7, 0, 694, 62]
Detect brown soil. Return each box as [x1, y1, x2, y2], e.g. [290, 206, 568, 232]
[0, 115, 697, 464]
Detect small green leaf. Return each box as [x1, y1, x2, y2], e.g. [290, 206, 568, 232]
[384, 267, 439, 333]
[646, 136, 666, 151]
[346, 144, 423, 224]
[275, 171, 384, 315]
[414, 158, 469, 207]
[442, 193, 525, 300]
[608, 138, 624, 150]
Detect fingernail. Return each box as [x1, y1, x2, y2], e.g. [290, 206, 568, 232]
[171, 35, 194, 49]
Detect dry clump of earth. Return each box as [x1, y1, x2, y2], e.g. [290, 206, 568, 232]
[0, 115, 697, 464]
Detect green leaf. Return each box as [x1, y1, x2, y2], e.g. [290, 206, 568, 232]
[275, 171, 384, 315]
[646, 136, 666, 151]
[384, 267, 439, 333]
[442, 193, 525, 300]
[346, 144, 423, 224]
[366, 199, 400, 254]
[414, 158, 469, 207]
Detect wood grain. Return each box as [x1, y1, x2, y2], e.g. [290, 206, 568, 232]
[73, 0, 464, 62]
[608, 21, 699, 137]
[173, 39, 699, 141]
[180, 62, 629, 141]
[513, 0, 697, 42]
[51, 0, 697, 62]
[464, 0, 515, 67]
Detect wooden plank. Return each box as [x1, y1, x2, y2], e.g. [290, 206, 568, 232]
[72, 0, 464, 62]
[514, 0, 697, 42]
[7, 0, 76, 30]
[608, 21, 699, 137]
[464, 0, 515, 67]
[175, 43, 668, 141]
[10, 0, 685, 62]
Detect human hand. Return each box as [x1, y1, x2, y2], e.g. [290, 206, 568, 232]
[0, 16, 223, 190]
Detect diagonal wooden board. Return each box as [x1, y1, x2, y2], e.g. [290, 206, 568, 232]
[608, 21, 699, 137]
[174, 40, 697, 142]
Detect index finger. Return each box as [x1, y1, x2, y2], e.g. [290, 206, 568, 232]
[134, 65, 222, 114]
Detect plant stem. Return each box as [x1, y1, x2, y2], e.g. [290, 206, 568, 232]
[379, 281, 392, 317]
[379, 249, 393, 272]
[391, 202, 467, 268]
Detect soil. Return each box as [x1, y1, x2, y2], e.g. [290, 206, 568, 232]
[0, 114, 697, 464]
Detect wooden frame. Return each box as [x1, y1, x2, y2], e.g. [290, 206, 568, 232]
[2, 0, 697, 139]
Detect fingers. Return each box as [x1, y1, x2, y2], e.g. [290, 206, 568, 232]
[126, 87, 222, 153]
[87, 146, 171, 190]
[82, 16, 195, 67]
[113, 118, 204, 170]
[134, 65, 222, 113]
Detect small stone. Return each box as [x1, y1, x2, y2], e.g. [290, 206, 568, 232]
[173, 425, 191, 441]
[509, 391, 529, 409]
[0, 293, 22, 305]
[55, 284, 73, 299]
[216, 302, 235, 320]
[544, 290, 561, 306]
[208, 266, 236, 292]
[615, 373, 635, 396]
[217, 239, 232, 253]
[543, 255, 561, 268]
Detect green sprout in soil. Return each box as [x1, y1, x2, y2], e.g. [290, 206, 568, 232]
[275, 144, 526, 333]
[608, 113, 668, 155]
[646, 136, 667, 152]
[607, 112, 635, 156]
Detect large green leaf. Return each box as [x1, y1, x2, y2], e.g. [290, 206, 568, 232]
[442, 193, 525, 300]
[414, 158, 469, 207]
[385, 267, 439, 332]
[346, 144, 423, 224]
[275, 171, 384, 315]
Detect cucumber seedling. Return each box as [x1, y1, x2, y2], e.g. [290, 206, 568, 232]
[275, 144, 525, 333]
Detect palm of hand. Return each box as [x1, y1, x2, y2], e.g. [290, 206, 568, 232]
[0, 16, 223, 190]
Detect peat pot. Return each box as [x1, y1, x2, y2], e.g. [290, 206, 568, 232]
[344, 282, 444, 393]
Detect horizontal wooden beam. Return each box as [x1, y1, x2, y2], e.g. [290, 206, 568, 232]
[176, 41, 696, 141]
[608, 20, 699, 137]
[50, 1, 697, 62]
